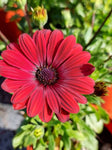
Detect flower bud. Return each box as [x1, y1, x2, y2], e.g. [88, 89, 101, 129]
[94, 81, 107, 96]
[32, 6, 48, 29]
[33, 126, 44, 139]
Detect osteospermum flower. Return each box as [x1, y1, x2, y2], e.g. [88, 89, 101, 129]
[0, 29, 95, 122]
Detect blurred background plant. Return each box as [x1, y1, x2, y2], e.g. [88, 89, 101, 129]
[0, 0, 112, 150]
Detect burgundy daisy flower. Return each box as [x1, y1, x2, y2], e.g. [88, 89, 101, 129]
[0, 29, 95, 122]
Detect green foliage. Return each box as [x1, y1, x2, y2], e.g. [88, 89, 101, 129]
[13, 100, 109, 150]
[13, 117, 44, 149]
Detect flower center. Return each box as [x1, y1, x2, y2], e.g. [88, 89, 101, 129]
[36, 67, 57, 85]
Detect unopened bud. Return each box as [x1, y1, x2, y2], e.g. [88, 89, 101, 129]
[32, 6, 48, 29]
[33, 126, 44, 139]
[94, 81, 107, 96]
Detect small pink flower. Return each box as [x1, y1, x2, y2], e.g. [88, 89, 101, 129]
[0, 29, 95, 122]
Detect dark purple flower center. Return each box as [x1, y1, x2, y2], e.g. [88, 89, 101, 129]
[36, 67, 58, 85]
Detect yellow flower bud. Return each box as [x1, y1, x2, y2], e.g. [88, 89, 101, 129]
[33, 126, 44, 139]
[32, 6, 48, 29]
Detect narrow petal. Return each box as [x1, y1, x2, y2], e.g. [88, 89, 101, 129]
[1, 50, 35, 71]
[1, 79, 27, 93]
[11, 82, 36, 104]
[33, 31, 46, 66]
[19, 33, 39, 65]
[47, 30, 64, 66]
[56, 108, 70, 122]
[58, 66, 85, 79]
[58, 51, 91, 71]
[80, 63, 95, 76]
[74, 92, 87, 104]
[52, 35, 76, 68]
[41, 29, 51, 46]
[39, 100, 53, 122]
[59, 77, 95, 94]
[33, 29, 51, 46]
[7, 43, 20, 51]
[27, 86, 45, 117]
[0, 60, 34, 80]
[58, 63, 95, 80]
[13, 102, 26, 110]
[46, 86, 61, 113]
[54, 85, 79, 113]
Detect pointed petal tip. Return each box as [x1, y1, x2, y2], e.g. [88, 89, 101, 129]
[39, 100, 53, 122]
[56, 108, 70, 122]
[13, 103, 26, 110]
[7, 42, 20, 50]
[57, 115, 70, 122]
[80, 63, 95, 76]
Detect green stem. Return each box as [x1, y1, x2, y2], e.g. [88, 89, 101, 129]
[0, 30, 9, 45]
[24, 4, 33, 36]
[104, 55, 112, 62]
[84, 8, 112, 50]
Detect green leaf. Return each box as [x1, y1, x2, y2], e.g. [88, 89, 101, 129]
[0, 41, 6, 51]
[24, 135, 36, 147]
[48, 135, 55, 150]
[85, 27, 92, 43]
[68, 130, 85, 141]
[98, 106, 109, 123]
[30, 118, 38, 125]
[62, 131, 71, 150]
[81, 135, 98, 150]
[61, 9, 74, 28]
[12, 131, 26, 148]
[76, 3, 85, 17]
[0, 0, 8, 7]
[35, 143, 46, 150]
[54, 124, 64, 137]
[86, 114, 103, 133]
[86, 95, 102, 105]
[21, 124, 34, 130]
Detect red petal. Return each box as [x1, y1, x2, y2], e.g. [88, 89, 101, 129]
[41, 29, 51, 46]
[0, 60, 34, 80]
[46, 86, 61, 113]
[58, 51, 91, 72]
[47, 30, 64, 66]
[56, 108, 70, 122]
[33, 31, 46, 66]
[54, 85, 79, 113]
[27, 86, 44, 117]
[11, 82, 36, 104]
[39, 100, 53, 122]
[58, 66, 85, 79]
[52, 35, 76, 68]
[13, 102, 26, 110]
[74, 92, 87, 104]
[1, 79, 27, 93]
[58, 64, 94, 80]
[60, 77, 95, 94]
[80, 63, 95, 76]
[33, 29, 51, 47]
[1, 50, 35, 71]
[19, 33, 39, 65]
[7, 43, 20, 51]
[73, 51, 91, 65]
